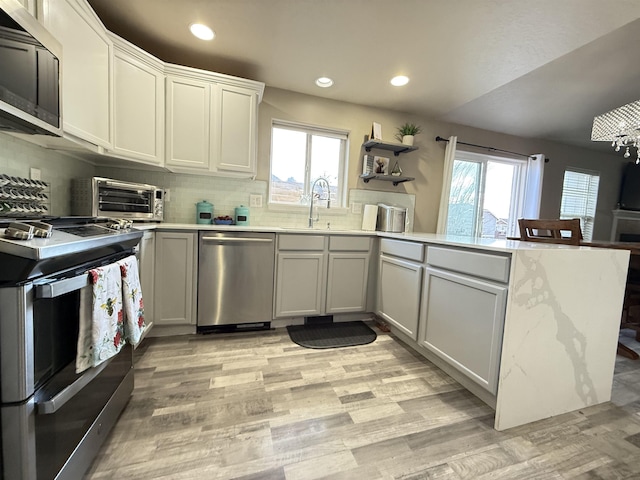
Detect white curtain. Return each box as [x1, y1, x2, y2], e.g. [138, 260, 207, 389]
[436, 136, 457, 234]
[522, 153, 545, 219]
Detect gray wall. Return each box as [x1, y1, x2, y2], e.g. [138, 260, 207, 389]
[258, 87, 628, 240]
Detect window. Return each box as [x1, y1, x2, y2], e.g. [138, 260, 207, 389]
[560, 169, 600, 241]
[269, 120, 348, 207]
[445, 150, 527, 238]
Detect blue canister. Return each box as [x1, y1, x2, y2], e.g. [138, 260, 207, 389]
[196, 200, 214, 224]
[234, 205, 250, 226]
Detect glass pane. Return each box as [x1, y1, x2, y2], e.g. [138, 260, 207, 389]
[447, 160, 480, 236]
[560, 170, 599, 241]
[270, 127, 307, 204]
[481, 161, 515, 238]
[310, 135, 341, 204]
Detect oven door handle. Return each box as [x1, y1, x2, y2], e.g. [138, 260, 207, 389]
[35, 273, 90, 298]
[36, 359, 111, 414]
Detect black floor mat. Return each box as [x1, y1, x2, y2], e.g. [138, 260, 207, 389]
[286, 321, 377, 349]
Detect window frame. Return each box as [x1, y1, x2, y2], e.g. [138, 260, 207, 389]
[448, 150, 528, 238]
[268, 119, 349, 210]
[560, 167, 600, 241]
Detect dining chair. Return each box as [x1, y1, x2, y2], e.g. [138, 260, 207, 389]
[517, 218, 583, 246]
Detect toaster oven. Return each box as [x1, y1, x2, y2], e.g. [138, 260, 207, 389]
[71, 177, 164, 221]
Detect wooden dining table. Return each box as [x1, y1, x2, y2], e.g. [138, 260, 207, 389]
[579, 240, 640, 256]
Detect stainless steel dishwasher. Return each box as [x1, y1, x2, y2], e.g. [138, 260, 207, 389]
[197, 231, 275, 331]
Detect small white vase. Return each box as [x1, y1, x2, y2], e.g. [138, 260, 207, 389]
[402, 135, 414, 146]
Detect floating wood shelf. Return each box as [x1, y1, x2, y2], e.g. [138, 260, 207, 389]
[362, 139, 418, 156]
[360, 174, 415, 186]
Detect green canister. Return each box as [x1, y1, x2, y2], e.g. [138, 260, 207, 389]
[234, 205, 250, 226]
[196, 200, 213, 224]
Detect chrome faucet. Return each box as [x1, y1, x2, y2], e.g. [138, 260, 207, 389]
[308, 177, 331, 228]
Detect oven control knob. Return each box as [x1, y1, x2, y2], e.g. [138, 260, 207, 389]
[106, 219, 132, 230]
[30, 221, 53, 238]
[4, 222, 34, 240]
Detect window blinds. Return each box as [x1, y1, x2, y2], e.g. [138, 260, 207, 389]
[560, 169, 600, 241]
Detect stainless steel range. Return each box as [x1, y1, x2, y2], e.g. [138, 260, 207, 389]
[0, 216, 143, 479]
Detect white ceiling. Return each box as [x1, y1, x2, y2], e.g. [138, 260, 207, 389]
[87, 0, 640, 152]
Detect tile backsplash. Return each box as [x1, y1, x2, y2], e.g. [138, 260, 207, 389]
[1, 134, 415, 230]
[0, 134, 94, 215]
[99, 166, 416, 231]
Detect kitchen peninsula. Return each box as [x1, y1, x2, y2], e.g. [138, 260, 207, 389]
[141, 224, 630, 431]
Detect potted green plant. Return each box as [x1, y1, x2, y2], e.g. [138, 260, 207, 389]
[395, 123, 422, 145]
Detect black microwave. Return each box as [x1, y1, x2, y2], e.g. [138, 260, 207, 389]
[0, 0, 62, 136]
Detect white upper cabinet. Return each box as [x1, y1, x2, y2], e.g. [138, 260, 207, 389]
[109, 34, 164, 166]
[34, 0, 263, 170]
[165, 64, 264, 177]
[17, 0, 36, 15]
[213, 84, 258, 175]
[38, 0, 112, 149]
[165, 74, 212, 171]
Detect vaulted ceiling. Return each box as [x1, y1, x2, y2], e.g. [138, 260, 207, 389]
[88, 0, 640, 153]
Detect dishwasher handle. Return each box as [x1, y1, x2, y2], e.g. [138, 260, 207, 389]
[201, 236, 273, 243]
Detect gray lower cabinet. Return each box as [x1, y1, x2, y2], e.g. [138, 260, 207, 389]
[326, 252, 370, 314]
[154, 231, 198, 325]
[138, 230, 155, 325]
[275, 252, 326, 317]
[377, 254, 423, 340]
[418, 253, 508, 394]
[274, 234, 372, 318]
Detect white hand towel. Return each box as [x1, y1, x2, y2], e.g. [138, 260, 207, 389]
[118, 255, 146, 347]
[76, 263, 125, 374]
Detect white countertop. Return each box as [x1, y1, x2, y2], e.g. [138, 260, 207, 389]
[139, 223, 607, 254]
[377, 231, 597, 253]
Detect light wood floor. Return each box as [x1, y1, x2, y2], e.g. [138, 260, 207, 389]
[84, 325, 640, 480]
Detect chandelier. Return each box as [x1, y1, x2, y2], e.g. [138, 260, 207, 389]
[591, 100, 640, 163]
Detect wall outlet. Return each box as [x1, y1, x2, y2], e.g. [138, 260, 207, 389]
[164, 188, 171, 202]
[250, 194, 263, 208]
[30, 168, 41, 181]
[351, 202, 362, 214]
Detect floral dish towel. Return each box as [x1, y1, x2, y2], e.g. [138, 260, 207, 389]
[118, 255, 146, 346]
[76, 263, 125, 374]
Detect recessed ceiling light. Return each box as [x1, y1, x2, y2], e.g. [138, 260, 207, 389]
[315, 77, 334, 88]
[390, 75, 410, 87]
[189, 23, 215, 41]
